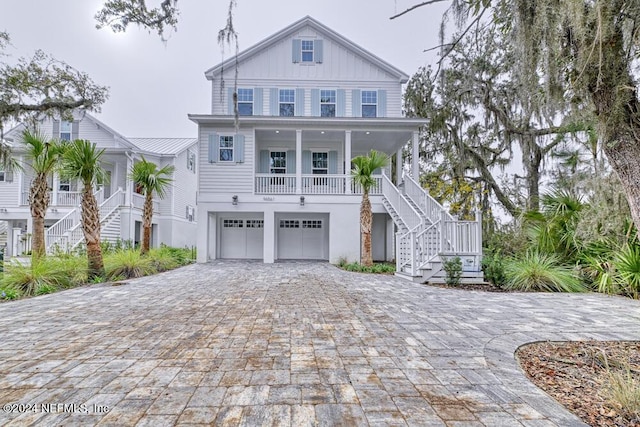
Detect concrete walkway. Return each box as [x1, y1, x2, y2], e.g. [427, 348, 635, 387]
[0, 261, 639, 426]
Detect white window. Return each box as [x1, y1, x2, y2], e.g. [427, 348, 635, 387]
[302, 220, 322, 229]
[237, 88, 253, 116]
[219, 135, 235, 162]
[320, 90, 336, 117]
[280, 220, 300, 228]
[312, 152, 328, 175]
[301, 40, 314, 62]
[246, 220, 264, 228]
[223, 219, 243, 228]
[270, 151, 287, 174]
[186, 205, 195, 222]
[59, 179, 71, 192]
[187, 150, 196, 173]
[362, 91, 377, 118]
[279, 89, 295, 117]
[60, 121, 72, 141]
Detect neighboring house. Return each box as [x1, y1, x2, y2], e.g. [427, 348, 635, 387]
[0, 113, 197, 257]
[190, 16, 483, 282]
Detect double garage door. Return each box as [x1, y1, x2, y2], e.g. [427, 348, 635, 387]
[218, 214, 328, 260]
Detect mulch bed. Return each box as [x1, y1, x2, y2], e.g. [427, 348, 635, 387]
[517, 341, 640, 427]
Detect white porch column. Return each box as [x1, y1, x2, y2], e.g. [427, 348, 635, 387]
[345, 130, 352, 194]
[411, 130, 419, 179]
[295, 130, 302, 194]
[396, 148, 403, 185]
[52, 172, 59, 206]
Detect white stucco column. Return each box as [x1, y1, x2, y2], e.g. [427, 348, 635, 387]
[345, 130, 352, 194]
[411, 130, 419, 179]
[396, 148, 403, 185]
[263, 209, 275, 263]
[295, 130, 302, 194]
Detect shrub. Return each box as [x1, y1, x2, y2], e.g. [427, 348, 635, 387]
[615, 244, 640, 299]
[482, 249, 507, 287]
[1, 257, 75, 296]
[443, 256, 463, 286]
[104, 250, 156, 280]
[339, 261, 395, 274]
[147, 247, 180, 272]
[0, 286, 21, 300]
[504, 251, 587, 293]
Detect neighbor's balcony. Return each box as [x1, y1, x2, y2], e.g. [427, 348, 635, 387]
[21, 191, 83, 207]
[255, 174, 382, 195]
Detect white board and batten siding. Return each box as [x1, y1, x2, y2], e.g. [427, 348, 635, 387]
[170, 148, 198, 219]
[198, 127, 254, 194]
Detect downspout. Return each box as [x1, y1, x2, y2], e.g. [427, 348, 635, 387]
[125, 151, 135, 244]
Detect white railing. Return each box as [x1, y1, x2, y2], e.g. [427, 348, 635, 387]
[404, 174, 452, 223]
[132, 193, 160, 212]
[55, 191, 82, 206]
[441, 216, 482, 255]
[352, 176, 383, 195]
[45, 208, 80, 252]
[100, 189, 125, 219]
[301, 175, 345, 194]
[255, 174, 296, 194]
[382, 173, 422, 230]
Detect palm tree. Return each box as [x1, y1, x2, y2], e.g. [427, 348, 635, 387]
[352, 150, 388, 266]
[129, 156, 174, 254]
[21, 130, 65, 259]
[61, 139, 107, 279]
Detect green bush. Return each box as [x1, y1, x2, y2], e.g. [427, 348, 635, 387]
[1, 257, 77, 296]
[443, 256, 462, 286]
[482, 250, 507, 287]
[0, 286, 21, 300]
[339, 261, 395, 274]
[615, 244, 640, 299]
[104, 250, 156, 280]
[504, 251, 587, 293]
[147, 247, 180, 272]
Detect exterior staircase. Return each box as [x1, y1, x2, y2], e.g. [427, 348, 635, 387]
[45, 189, 125, 254]
[381, 172, 484, 283]
[0, 221, 7, 248]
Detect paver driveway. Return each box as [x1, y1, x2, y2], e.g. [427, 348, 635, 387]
[0, 261, 639, 426]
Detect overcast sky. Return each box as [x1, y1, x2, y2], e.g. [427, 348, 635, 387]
[2, 0, 448, 138]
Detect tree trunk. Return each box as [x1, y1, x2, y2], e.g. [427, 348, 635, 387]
[81, 183, 104, 279]
[29, 173, 50, 259]
[141, 191, 153, 254]
[360, 191, 373, 266]
[587, 17, 640, 237]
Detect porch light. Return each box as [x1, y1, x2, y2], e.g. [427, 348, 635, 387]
[232, 195, 238, 205]
[275, 130, 280, 133]
[300, 196, 305, 206]
[366, 131, 370, 135]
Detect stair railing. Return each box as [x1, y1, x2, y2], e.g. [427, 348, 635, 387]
[45, 208, 80, 253]
[66, 189, 126, 251]
[382, 172, 422, 230]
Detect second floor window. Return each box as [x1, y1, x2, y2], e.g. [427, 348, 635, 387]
[312, 152, 328, 175]
[362, 91, 377, 118]
[320, 90, 336, 117]
[237, 88, 253, 116]
[219, 135, 235, 162]
[59, 179, 71, 192]
[60, 121, 72, 141]
[270, 151, 287, 174]
[279, 89, 295, 117]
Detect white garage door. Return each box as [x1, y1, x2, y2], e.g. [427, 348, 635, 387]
[220, 219, 264, 259]
[277, 219, 327, 260]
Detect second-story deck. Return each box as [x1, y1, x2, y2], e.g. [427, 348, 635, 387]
[255, 174, 382, 195]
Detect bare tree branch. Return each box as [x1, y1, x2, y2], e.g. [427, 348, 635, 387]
[389, 0, 449, 20]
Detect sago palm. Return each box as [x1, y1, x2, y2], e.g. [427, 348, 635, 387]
[352, 150, 388, 266]
[61, 139, 107, 279]
[129, 156, 174, 254]
[21, 130, 66, 259]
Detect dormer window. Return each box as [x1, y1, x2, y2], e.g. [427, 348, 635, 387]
[301, 40, 314, 62]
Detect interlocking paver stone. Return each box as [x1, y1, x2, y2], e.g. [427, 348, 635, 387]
[0, 261, 639, 426]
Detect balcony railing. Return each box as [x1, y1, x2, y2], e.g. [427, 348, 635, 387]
[21, 191, 85, 207]
[132, 193, 160, 212]
[255, 174, 382, 195]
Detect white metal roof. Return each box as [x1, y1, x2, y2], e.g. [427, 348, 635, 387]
[128, 138, 197, 155]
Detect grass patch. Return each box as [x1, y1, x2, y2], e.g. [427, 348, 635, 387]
[0, 257, 83, 297]
[504, 251, 587, 292]
[104, 250, 156, 280]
